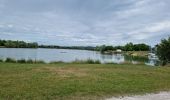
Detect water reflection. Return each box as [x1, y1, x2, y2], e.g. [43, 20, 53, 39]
[100, 54, 124, 63]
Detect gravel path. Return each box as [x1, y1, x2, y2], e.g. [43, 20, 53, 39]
[106, 92, 170, 100]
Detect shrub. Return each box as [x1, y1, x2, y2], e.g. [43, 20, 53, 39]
[35, 60, 45, 64]
[50, 61, 65, 64]
[0, 59, 3, 62]
[5, 58, 16, 63]
[27, 59, 35, 64]
[27, 59, 45, 64]
[94, 60, 101, 64]
[72, 59, 101, 64]
[17, 59, 26, 63]
[105, 62, 117, 64]
[85, 59, 95, 64]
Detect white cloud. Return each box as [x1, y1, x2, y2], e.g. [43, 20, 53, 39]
[145, 21, 170, 33]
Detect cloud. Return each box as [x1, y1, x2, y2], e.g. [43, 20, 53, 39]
[145, 21, 170, 33]
[0, 0, 170, 46]
[127, 20, 170, 40]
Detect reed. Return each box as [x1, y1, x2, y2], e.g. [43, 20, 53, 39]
[5, 58, 17, 63]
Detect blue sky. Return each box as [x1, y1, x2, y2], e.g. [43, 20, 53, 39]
[0, 0, 170, 46]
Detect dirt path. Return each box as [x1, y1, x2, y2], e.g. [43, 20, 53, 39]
[106, 92, 170, 100]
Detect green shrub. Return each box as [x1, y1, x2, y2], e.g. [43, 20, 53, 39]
[35, 60, 45, 64]
[27, 59, 35, 64]
[72, 59, 101, 64]
[17, 59, 26, 63]
[5, 58, 16, 63]
[0, 59, 3, 62]
[86, 59, 94, 64]
[105, 62, 117, 64]
[85, 59, 101, 64]
[50, 61, 65, 64]
[94, 60, 101, 64]
[27, 59, 45, 64]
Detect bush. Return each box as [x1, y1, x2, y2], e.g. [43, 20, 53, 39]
[105, 62, 117, 64]
[94, 60, 101, 64]
[5, 58, 16, 63]
[17, 59, 27, 63]
[72, 59, 101, 64]
[27, 59, 45, 64]
[34, 60, 45, 64]
[50, 61, 65, 64]
[86, 59, 101, 64]
[85, 59, 94, 64]
[26, 59, 35, 64]
[0, 59, 3, 62]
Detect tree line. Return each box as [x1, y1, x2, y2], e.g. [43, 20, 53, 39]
[39, 45, 96, 50]
[96, 43, 150, 53]
[0, 40, 96, 50]
[0, 39, 150, 51]
[0, 40, 38, 48]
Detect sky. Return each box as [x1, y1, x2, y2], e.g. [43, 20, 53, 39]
[0, 0, 170, 46]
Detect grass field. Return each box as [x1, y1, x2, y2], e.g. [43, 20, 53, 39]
[0, 63, 170, 100]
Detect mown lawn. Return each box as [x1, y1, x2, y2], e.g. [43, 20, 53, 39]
[0, 63, 170, 100]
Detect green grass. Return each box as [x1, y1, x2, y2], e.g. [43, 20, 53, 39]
[0, 63, 170, 100]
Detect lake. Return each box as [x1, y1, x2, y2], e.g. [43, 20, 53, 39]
[0, 48, 158, 65]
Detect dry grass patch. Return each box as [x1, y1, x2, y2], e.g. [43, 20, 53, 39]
[35, 66, 89, 77]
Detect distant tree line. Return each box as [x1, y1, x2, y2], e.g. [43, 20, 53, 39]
[96, 43, 150, 53]
[39, 45, 96, 50]
[0, 39, 96, 50]
[0, 40, 38, 48]
[0, 39, 150, 51]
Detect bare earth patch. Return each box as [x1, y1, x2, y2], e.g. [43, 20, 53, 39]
[106, 92, 170, 100]
[36, 67, 89, 77]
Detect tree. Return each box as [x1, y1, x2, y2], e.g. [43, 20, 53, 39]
[97, 45, 114, 53]
[156, 37, 170, 66]
[0, 39, 38, 48]
[124, 42, 133, 51]
[136, 43, 149, 51]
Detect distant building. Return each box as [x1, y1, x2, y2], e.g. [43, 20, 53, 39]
[116, 49, 122, 53]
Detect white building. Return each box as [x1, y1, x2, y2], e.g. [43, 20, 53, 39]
[116, 49, 122, 53]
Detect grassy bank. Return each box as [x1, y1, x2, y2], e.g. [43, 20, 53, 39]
[0, 63, 170, 100]
[0, 58, 101, 64]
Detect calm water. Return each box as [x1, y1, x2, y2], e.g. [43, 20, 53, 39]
[0, 48, 157, 65]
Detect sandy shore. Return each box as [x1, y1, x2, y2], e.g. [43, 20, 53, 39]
[106, 92, 170, 100]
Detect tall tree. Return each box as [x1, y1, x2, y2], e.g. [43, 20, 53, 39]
[156, 37, 170, 66]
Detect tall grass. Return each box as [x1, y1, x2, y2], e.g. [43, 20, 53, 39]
[1, 58, 147, 65]
[17, 59, 27, 63]
[72, 59, 101, 64]
[2, 58, 101, 64]
[5, 58, 17, 63]
[26, 59, 35, 64]
[50, 61, 65, 64]
[34, 60, 45, 64]
[2, 58, 45, 64]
